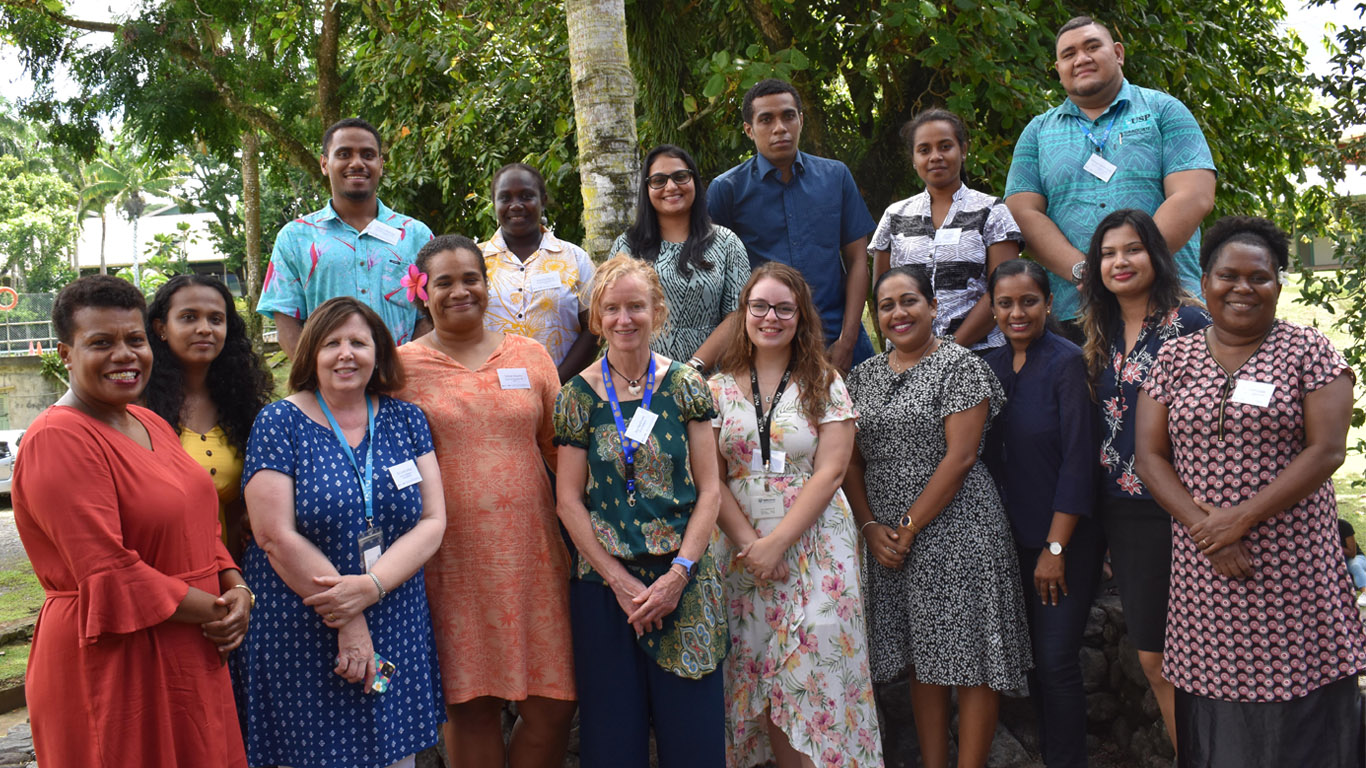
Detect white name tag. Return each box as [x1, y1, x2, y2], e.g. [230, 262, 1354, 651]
[1083, 153, 1117, 182]
[363, 220, 402, 245]
[387, 459, 422, 489]
[750, 492, 785, 522]
[624, 407, 658, 444]
[528, 272, 561, 292]
[932, 227, 962, 246]
[1231, 379, 1275, 407]
[749, 449, 786, 474]
[497, 368, 531, 389]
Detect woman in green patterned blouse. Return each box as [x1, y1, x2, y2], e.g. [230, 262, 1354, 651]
[553, 253, 727, 767]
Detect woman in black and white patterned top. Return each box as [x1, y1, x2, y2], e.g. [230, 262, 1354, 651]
[612, 144, 751, 371]
[871, 109, 1022, 351]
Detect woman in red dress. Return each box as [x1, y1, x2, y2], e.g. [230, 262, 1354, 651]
[13, 275, 251, 768]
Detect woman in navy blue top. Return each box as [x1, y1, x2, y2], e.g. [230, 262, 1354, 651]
[984, 259, 1102, 768]
[1077, 209, 1209, 755]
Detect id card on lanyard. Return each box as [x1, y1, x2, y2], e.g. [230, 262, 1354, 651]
[315, 391, 384, 571]
[603, 355, 657, 508]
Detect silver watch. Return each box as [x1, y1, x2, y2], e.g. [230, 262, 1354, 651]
[1070, 261, 1087, 284]
[1046, 541, 1065, 556]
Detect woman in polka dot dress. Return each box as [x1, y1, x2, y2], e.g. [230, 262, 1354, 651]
[1135, 216, 1366, 767]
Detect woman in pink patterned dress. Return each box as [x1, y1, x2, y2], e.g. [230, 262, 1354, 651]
[709, 262, 882, 768]
[1135, 216, 1366, 767]
[395, 234, 576, 768]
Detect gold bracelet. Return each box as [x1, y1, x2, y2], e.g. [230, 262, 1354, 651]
[230, 583, 255, 609]
[899, 513, 916, 534]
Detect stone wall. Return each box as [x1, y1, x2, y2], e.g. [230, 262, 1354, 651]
[0, 357, 60, 430]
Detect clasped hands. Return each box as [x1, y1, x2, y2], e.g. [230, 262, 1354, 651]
[1188, 499, 1255, 580]
[202, 587, 253, 662]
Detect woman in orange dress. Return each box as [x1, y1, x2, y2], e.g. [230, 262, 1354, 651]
[395, 234, 576, 767]
[14, 275, 250, 768]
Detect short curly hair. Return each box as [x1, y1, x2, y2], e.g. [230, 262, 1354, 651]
[587, 253, 669, 340]
[1199, 215, 1291, 274]
[53, 275, 146, 344]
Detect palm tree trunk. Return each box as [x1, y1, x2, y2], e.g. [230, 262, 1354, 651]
[564, 0, 638, 260]
[131, 215, 141, 288]
[99, 211, 107, 275]
[241, 129, 264, 349]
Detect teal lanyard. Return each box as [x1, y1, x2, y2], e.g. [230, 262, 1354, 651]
[1074, 109, 1121, 153]
[315, 391, 376, 528]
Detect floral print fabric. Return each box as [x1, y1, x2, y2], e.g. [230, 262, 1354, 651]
[708, 373, 882, 768]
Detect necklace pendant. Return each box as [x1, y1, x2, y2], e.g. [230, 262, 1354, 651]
[628, 380, 643, 396]
[627, 492, 637, 507]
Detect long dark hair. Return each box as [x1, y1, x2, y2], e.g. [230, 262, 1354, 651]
[1078, 208, 1199, 383]
[623, 144, 716, 279]
[144, 275, 274, 455]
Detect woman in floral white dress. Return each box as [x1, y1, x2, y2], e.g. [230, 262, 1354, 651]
[709, 262, 882, 768]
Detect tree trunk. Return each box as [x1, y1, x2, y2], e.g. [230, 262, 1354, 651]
[131, 216, 141, 289]
[241, 129, 264, 351]
[564, 0, 639, 260]
[318, 0, 341, 128]
[98, 211, 107, 275]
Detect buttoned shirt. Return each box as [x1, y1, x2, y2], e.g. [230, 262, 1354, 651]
[258, 199, 433, 344]
[708, 150, 876, 342]
[1005, 80, 1215, 321]
[480, 228, 596, 366]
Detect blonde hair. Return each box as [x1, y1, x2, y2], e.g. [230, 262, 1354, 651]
[588, 253, 669, 340]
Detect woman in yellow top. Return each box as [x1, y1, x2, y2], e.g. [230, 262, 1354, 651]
[145, 275, 274, 559]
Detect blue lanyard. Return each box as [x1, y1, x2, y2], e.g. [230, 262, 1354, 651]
[602, 355, 656, 507]
[1074, 109, 1121, 153]
[315, 391, 376, 528]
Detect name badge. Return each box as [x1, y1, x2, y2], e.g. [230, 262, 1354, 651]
[528, 272, 562, 292]
[1231, 379, 1275, 407]
[387, 459, 422, 489]
[624, 407, 658, 444]
[1083, 153, 1117, 183]
[932, 227, 962, 246]
[358, 527, 385, 573]
[749, 449, 786, 474]
[363, 220, 402, 245]
[750, 492, 785, 522]
[497, 368, 531, 389]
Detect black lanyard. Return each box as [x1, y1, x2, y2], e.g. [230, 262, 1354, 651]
[750, 361, 794, 472]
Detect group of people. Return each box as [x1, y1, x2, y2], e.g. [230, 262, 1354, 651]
[10, 13, 1366, 768]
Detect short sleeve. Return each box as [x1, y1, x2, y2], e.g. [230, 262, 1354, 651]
[869, 207, 894, 252]
[256, 225, 306, 320]
[707, 175, 734, 229]
[14, 422, 189, 644]
[939, 350, 1004, 420]
[707, 374, 726, 429]
[392, 398, 435, 457]
[838, 164, 877, 247]
[983, 199, 1024, 246]
[715, 228, 750, 314]
[819, 374, 858, 424]
[672, 365, 718, 423]
[1296, 324, 1352, 393]
[242, 401, 300, 485]
[1004, 117, 1044, 198]
[1142, 347, 1175, 406]
[1156, 94, 1217, 176]
[553, 378, 595, 448]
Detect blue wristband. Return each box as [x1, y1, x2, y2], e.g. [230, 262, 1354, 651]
[671, 556, 697, 579]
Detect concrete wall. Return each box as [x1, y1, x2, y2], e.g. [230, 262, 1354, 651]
[0, 357, 62, 430]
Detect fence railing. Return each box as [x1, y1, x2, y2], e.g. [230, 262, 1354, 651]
[0, 293, 57, 356]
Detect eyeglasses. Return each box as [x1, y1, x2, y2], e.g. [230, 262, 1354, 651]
[646, 170, 696, 189]
[747, 300, 798, 320]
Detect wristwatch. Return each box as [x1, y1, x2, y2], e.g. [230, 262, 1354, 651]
[1070, 261, 1087, 285]
[1046, 541, 1066, 556]
[671, 556, 698, 580]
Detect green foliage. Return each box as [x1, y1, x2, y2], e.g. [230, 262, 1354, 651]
[0, 153, 76, 289]
[38, 349, 66, 389]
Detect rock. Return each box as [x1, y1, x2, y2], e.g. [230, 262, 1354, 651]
[1084, 604, 1106, 641]
[1085, 692, 1120, 725]
[1080, 646, 1108, 692]
[1117, 636, 1147, 688]
[986, 721, 1031, 768]
[1108, 715, 1134, 751]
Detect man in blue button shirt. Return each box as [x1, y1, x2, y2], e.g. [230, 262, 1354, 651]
[708, 79, 877, 371]
[1005, 16, 1216, 339]
[258, 117, 434, 357]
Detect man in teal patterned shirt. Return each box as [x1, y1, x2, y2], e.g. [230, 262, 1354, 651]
[1005, 16, 1216, 338]
[258, 118, 433, 356]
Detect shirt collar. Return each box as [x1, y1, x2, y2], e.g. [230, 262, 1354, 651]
[483, 226, 563, 259]
[1061, 78, 1133, 120]
[316, 198, 394, 227]
[755, 149, 807, 180]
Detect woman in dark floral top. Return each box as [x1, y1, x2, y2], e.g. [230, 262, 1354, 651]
[1078, 208, 1208, 754]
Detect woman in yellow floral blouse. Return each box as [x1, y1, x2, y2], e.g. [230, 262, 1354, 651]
[481, 163, 598, 382]
[553, 254, 727, 767]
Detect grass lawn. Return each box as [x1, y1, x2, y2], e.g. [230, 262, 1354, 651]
[0, 568, 42, 627]
[0, 639, 29, 685]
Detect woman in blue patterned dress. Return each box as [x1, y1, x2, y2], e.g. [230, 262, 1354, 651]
[610, 144, 751, 370]
[234, 297, 447, 768]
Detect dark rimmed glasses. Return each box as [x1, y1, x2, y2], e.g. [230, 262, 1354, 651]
[747, 300, 798, 320]
[646, 170, 696, 189]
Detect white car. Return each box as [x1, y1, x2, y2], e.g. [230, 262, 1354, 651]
[0, 429, 24, 496]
